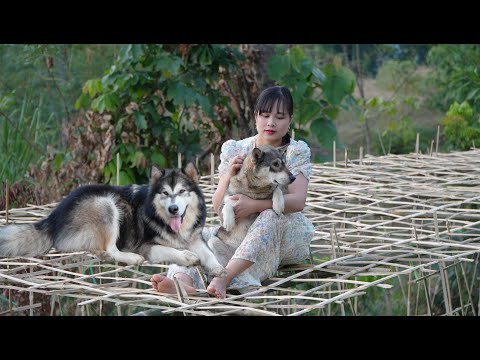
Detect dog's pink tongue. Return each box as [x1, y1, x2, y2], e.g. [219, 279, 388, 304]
[169, 216, 182, 232]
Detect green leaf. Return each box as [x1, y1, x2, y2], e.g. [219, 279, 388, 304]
[165, 100, 176, 113]
[267, 55, 290, 80]
[53, 153, 63, 172]
[151, 152, 167, 168]
[91, 95, 106, 113]
[134, 111, 148, 130]
[292, 82, 308, 105]
[117, 170, 135, 185]
[289, 47, 305, 72]
[131, 44, 143, 61]
[311, 117, 338, 147]
[130, 151, 146, 168]
[74, 93, 90, 110]
[83, 79, 102, 98]
[322, 65, 356, 106]
[156, 55, 183, 77]
[367, 97, 379, 109]
[196, 93, 212, 116]
[312, 67, 326, 83]
[297, 99, 321, 124]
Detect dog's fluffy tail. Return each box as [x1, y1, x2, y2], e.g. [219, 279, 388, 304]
[0, 224, 53, 257]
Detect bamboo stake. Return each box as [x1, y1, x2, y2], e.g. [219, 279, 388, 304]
[407, 271, 411, 316]
[210, 153, 215, 187]
[415, 133, 420, 159]
[333, 140, 336, 168]
[436, 125, 440, 155]
[5, 180, 9, 224]
[29, 266, 34, 316]
[178, 153, 182, 169]
[359, 146, 363, 165]
[423, 278, 432, 316]
[454, 264, 464, 316]
[116, 153, 120, 186]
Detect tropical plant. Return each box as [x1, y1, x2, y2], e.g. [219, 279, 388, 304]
[427, 45, 480, 113]
[267, 45, 356, 153]
[441, 101, 480, 151]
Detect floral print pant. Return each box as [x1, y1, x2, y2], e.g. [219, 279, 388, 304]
[167, 209, 315, 291]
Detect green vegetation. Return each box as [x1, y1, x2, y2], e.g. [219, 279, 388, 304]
[2, 44, 480, 315]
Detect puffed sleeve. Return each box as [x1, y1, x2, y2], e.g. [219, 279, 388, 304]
[287, 140, 313, 181]
[217, 139, 238, 177]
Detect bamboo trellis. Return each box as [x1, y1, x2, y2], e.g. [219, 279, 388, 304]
[1, 149, 480, 316]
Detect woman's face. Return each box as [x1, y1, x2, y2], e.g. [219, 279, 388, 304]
[255, 101, 291, 146]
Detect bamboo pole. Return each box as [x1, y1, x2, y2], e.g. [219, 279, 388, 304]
[333, 141, 336, 168]
[116, 153, 120, 186]
[5, 180, 9, 224]
[415, 133, 420, 159]
[436, 125, 440, 155]
[210, 153, 215, 187]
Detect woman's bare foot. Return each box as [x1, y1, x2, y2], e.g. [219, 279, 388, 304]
[151, 274, 197, 295]
[207, 276, 229, 299]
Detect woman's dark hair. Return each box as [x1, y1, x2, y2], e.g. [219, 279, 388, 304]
[253, 86, 294, 145]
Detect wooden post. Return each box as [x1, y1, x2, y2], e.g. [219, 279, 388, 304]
[291, 129, 295, 140]
[430, 139, 434, 157]
[333, 141, 336, 168]
[116, 153, 120, 186]
[359, 146, 363, 165]
[177, 153, 182, 169]
[195, 156, 199, 170]
[436, 125, 440, 155]
[344, 148, 348, 168]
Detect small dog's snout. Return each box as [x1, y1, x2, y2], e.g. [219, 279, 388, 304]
[168, 205, 179, 215]
[289, 174, 296, 183]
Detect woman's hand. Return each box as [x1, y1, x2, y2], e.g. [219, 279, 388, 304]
[229, 194, 258, 220]
[227, 155, 245, 179]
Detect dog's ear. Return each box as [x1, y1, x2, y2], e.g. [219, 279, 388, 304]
[277, 144, 289, 157]
[252, 147, 264, 164]
[183, 162, 200, 183]
[150, 165, 164, 183]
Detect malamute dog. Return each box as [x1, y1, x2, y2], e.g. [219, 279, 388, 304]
[210, 145, 296, 252]
[0, 163, 226, 277]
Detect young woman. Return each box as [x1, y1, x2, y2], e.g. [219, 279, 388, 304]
[151, 85, 315, 298]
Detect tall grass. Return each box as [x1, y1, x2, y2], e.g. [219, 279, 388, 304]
[0, 96, 57, 186]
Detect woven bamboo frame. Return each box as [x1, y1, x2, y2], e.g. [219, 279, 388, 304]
[1, 149, 480, 316]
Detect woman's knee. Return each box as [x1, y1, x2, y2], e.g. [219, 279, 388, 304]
[256, 209, 281, 222]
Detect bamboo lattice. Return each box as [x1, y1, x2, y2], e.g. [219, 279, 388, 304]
[1, 149, 480, 316]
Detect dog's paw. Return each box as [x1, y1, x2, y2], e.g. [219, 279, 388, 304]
[272, 201, 284, 216]
[179, 250, 200, 266]
[223, 215, 235, 232]
[209, 265, 227, 278]
[124, 253, 145, 265]
[92, 250, 115, 262]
